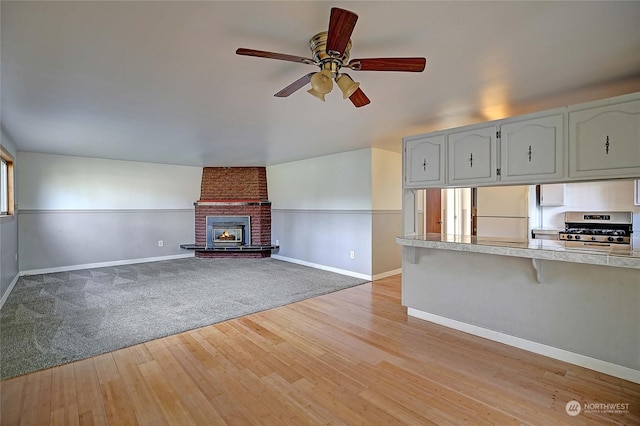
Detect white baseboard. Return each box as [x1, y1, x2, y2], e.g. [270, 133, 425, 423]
[372, 268, 402, 281]
[19, 253, 195, 277]
[271, 255, 372, 281]
[0, 273, 20, 310]
[408, 308, 640, 385]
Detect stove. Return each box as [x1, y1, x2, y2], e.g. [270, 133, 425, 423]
[559, 211, 633, 249]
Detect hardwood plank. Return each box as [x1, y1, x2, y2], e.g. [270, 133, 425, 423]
[49, 363, 79, 426]
[0, 374, 27, 425]
[2, 274, 639, 425]
[137, 359, 197, 425]
[142, 337, 223, 424]
[93, 353, 138, 425]
[20, 367, 53, 426]
[109, 347, 168, 425]
[72, 358, 107, 426]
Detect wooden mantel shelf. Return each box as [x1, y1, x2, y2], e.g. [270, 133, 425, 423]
[194, 199, 271, 206]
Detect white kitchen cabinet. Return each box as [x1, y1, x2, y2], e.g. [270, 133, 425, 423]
[500, 112, 565, 183]
[539, 183, 565, 206]
[404, 133, 446, 187]
[635, 180, 640, 206]
[568, 92, 640, 179]
[447, 124, 498, 186]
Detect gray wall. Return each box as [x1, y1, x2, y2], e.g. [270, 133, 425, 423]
[372, 211, 402, 276]
[13, 148, 403, 278]
[16, 152, 202, 272]
[268, 148, 403, 278]
[371, 149, 403, 277]
[0, 133, 19, 302]
[271, 209, 372, 276]
[19, 209, 194, 272]
[403, 248, 640, 371]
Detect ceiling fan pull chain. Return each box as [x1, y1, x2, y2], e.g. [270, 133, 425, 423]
[423, 158, 427, 171]
[528, 145, 532, 162]
[469, 152, 473, 168]
[605, 135, 610, 154]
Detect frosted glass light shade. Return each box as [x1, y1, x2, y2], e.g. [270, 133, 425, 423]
[336, 74, 359, 99]
[310, 70, 333, 94]
[307, 88, 326, 102]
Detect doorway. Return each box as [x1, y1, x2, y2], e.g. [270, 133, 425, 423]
[424, 188, 442, 233]
[442, 187, 473, 236]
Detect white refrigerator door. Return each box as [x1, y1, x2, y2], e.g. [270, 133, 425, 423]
[476, 186, 529, 241]
[476, 217, 529, 241]
[476, 186, 529, 217]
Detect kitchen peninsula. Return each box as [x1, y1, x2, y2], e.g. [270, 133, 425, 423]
[398, 234, 640, 384]
[399, 92, 640, 384]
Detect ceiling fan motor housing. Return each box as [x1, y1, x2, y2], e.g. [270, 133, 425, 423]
[310, 31, 351, 76]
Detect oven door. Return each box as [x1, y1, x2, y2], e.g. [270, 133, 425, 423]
[565, 240, 631, 252]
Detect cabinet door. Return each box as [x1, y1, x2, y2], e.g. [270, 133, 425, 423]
[500, 113, 565, 183]
[447, 125, 497, 186]
[404, 134, 446, 187]
[569, 95, 640, 179]
[540, 183, 565, 206]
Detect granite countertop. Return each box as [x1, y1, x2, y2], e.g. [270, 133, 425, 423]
[396, 234, 640, 270]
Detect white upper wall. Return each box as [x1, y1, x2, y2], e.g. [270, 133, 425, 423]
[267, 149, 373, 210]
[371, 148, 402, 211]
[17, 152, 202, 210]
[540, 179, 640, 228]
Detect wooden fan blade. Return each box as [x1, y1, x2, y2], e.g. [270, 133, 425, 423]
[274, 73, 315, 97]
[236, 48, 316, 65]
[349, 57, 426, 72]
[349, 87, 371, 108]
[326, 8, 358, 57]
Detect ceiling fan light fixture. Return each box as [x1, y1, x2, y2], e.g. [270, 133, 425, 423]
[307, 88, 326, 102]
[310, 69, 334, 94]
[336, 74, 360, 99]
[236, 7, 427, 108]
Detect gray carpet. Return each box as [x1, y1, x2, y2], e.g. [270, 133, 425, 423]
[0, 257, 368, 380]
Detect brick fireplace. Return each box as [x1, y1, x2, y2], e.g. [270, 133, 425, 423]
[191, 167, 273, 258]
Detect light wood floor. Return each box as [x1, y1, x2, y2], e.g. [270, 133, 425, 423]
[2, 275, 639, 425]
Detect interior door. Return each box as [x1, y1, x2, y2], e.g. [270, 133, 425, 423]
[424, 188, 442, 233]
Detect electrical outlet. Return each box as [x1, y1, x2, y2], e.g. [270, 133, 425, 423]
[350, 251, 355, 259]
[158, 240, 164, 247]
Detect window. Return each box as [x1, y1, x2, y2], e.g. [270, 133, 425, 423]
[0, 145, 14, 216]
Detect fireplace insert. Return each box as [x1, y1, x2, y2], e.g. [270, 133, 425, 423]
[206, 215, 251, 248]
[213, 226, 244, 246]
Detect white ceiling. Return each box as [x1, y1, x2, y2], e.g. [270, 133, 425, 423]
[3, 1, 640, 167]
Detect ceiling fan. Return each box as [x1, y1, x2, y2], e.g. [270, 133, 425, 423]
[236, 7, 426, 107]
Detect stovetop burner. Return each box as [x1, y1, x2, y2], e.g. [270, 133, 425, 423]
[565, 228, 627, 236]
[559, 211, 633, 246]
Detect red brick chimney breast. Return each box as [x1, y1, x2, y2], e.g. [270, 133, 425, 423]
[199, 167, 268, 201]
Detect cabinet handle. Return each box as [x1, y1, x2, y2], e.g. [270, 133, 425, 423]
[605, 135, 610, 154]
[469, 153, 473, 167]
[423, 158, 427, 171]
[528, 145, 532, 162]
